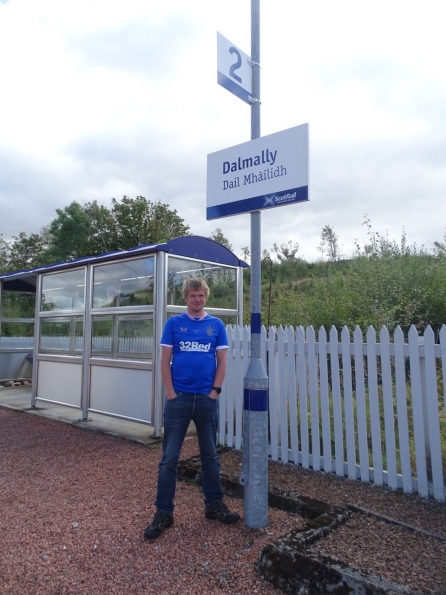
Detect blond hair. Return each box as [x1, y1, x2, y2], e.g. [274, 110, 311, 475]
[182, 277, 210, 300]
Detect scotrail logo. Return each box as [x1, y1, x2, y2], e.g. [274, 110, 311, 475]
[263, 191, 297, 207]
[263, 194, 276, 207]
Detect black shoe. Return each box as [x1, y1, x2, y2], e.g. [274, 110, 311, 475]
[144, 511, 173, 539]
[205, 500, 240, 524]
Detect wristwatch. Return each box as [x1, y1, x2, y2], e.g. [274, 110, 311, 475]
[211, 386, 222, 394]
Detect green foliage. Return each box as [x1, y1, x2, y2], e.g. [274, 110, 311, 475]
[248, 221, 446, 334]
[111, 196, 190, 250]
[344, 220, 446, 333]
[318, 224, 342, 262]
[9, 231, 50, 270]
[0, 291, 36, 337]
[270, 273, 354, 329]
[0, 321, 34, 338]
[433, 229, 446, 256]
[209, 228, 233, 251]
[2, 196, 191, 271]
[440, 408, 446, 475]
[269, 258, 311, 285]
[271, 240, 299, 263]
[1, 292, 36, 318]
[0, 234, 10, 274]
[240, 246, 250, 263]
[83, 200, 117, 255]
[45, 201, 91, 262]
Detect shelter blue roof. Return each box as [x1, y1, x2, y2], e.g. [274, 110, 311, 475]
[0, 236, 248, 292]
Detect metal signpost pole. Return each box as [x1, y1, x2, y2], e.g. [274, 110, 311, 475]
[213, 0, 307, 529]
[239, 0, 269, 529]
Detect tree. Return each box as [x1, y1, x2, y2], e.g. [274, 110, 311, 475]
[41, 201, 116, 263]
[271, 240, 299, 263]
[240, 246, 250, 263]
[209, 228, 233, 250]
[318, 225, 341, 262]
[40, 196, 191, 263]
[433, 229, 446, 256]
[111, 196, 190, 249]
[83, 200, 117, 255]
[46, 201, 91, 261]
[8, 231, 50, 271]
[0, 234, 10, 273]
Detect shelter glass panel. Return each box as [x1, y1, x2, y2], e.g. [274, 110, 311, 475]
[91, 314, 153, 360]
[41, 270, 86, 312]
[39, 316, 83, 355]
[0, 322, 34, 348]
[167, 257, 237, 310]
[1, 292, 35, 318]
[92, 257, 154, 308]
[91, 316, 113, 356]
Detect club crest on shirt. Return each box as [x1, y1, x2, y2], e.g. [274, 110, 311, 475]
[205, 326, 215, 336]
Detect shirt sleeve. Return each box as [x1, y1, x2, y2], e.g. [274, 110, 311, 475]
[160, 317, 174, 347]
[215, 319, 229, 350]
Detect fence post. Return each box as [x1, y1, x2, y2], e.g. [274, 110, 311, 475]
[418, 336, 431, 460]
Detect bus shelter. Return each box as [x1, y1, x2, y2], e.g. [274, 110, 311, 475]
[0, 236, 247, 435]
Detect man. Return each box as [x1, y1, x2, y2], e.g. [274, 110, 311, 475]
[144, 277, 240, 539]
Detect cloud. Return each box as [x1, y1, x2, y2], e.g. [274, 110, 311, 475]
[65, 126, 205, 200]
[319, 56, 409, 86]
[0, 146, 73, 237]
[69, 14, 199, 79]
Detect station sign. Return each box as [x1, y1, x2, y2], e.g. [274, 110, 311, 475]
[217, 32, 252, 104]
[206, 124, 309, 220]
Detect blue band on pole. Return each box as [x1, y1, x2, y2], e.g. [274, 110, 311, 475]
[244, 388, 268, 412]
[251, 312, 261, 334]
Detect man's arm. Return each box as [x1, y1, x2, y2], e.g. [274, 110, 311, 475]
[161, 345, 176, 400]
[210, 348, 227, 398]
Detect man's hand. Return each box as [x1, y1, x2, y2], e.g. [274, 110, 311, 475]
[209, 388, 219, 400]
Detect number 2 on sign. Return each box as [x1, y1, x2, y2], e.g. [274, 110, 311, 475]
[229, 47, 242, 83]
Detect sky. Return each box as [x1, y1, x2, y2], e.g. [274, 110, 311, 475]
[1, 0, 446, 262]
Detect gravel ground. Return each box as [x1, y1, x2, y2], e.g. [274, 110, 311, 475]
[220, 451, 446, 595]
[1, 406, 445, 595]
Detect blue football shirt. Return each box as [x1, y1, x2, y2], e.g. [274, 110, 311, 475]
[160, 313, 228, 394]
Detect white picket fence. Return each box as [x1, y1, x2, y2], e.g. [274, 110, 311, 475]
[220, 324, 446, 503]
[0, 336, 34, 349]
[0, 336, 153, 353]
[45, 336, 153, 353]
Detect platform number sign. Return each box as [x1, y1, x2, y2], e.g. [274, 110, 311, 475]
[217, 32, 252, 104]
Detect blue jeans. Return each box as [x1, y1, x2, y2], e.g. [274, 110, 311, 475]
[155, 392, 223, 514]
